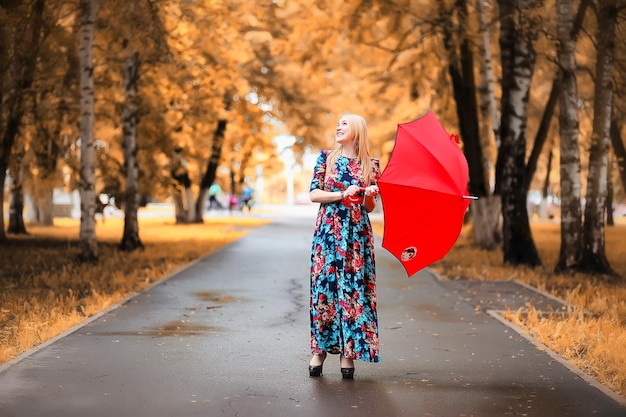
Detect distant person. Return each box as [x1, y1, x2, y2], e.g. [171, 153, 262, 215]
[228, 194, 240, 212]
[241, 185, 255, 212]
[208, 183, 223, 210]
[307, 113, 381, 379]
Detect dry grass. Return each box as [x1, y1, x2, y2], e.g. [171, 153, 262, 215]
[0, 215, 269, 365]
[424, 219, 626, 398]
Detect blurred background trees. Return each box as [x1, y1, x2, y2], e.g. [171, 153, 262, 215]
[1, 0, 625, 277]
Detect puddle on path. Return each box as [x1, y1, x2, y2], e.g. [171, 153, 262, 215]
[193, 291, 243, 303]
[85, 321, 218, 337]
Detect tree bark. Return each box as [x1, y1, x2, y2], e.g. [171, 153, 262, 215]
[524, 0, 589, 192]
[476, 0, 499, 149]
[7, 143, 27, 234]
[610, 114, 626, 195]
[120, 50, 143, 252]
[78, 0, 98, 262]
[0, 0, 46, 240]
[496, 0, 541, 267]
[195, 91, 233, 221]
[196, 118, 227, 221]
[170, 148, 194, 223]
[606, 168, 614, 226]
[581, 0, 617, 277]
[442, 0, 497, 249]
[524, 81, 559, 191]
[555, 0, 583, 273]
[472, 0, 503, 250]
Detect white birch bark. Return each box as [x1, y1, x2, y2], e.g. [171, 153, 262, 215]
[473, 0, 502, 250]
[555, 0, 583, 272]
[581, 0, 617, 275]
[497, 0, 541, 266]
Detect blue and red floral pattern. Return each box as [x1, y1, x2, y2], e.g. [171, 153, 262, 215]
[309, 150, 381, 363]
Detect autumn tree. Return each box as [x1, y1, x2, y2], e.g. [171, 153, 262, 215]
[28, 9, 80, 226]
[438, 0, 493, 248]
[581, 0, 619, 277]
[554, 0, 584, 272]
[0, 0, 46, 239]
[496, 0, 541, 267]
[78, 0, 98, 261]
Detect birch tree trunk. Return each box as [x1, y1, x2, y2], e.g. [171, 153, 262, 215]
[120, 50, 143, 252]
[496, 0, 541, 267]
[78, 0, 98, 261]
[524, 0, 589, 196]
[554, 0, 583, 273]
[581, 0, 617, 276]
[476, 0, 499, 149]
[474, 0, 502, 249]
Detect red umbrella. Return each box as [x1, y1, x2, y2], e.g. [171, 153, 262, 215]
[378, 111, 476, 277]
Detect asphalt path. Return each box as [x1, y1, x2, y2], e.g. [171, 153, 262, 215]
[1, 208, 625, 417]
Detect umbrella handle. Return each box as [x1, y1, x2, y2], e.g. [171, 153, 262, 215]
[343, 187, 375, 204]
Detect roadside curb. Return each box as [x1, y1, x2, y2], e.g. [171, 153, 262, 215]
[429, 268, 626, 408]
[0, 248, 214, 374]
[487, 309, 626, 407]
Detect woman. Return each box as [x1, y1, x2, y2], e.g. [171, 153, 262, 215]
[308, 113, 381, 379]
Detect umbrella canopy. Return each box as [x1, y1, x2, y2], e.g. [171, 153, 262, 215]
[378, 111, 474, 277]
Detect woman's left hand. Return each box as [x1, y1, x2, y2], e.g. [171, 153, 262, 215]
[364, 185, 379, 197]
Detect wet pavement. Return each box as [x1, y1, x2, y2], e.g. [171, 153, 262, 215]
[1, 209, 625, 417]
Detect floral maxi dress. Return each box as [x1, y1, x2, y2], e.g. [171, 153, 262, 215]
[309, 150, 381, 363]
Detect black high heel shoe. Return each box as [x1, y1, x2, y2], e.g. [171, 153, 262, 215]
[341, 367, 355, 379]
[340, 356, 355, 380]
[309, 352, 327, 377]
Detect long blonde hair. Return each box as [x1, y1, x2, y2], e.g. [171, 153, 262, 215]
[326, 113, 374, 186]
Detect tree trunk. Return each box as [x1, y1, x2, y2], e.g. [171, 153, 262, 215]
[538, 148, 553, 219]
[442, 0, 497, 249]
[523, 0, 590, 193]
[8, 180, 27, 235]
[472, 0, 503, 250]
[7, 143, 27, 234]
[196, 118, 228, 221]
[606, 170, 614, 226]
[555, 0, 583, 273]
[0, 0, 46, 240]
[170, 147, 194, 223]
[496, 0, 541, 267]
[609, 114, 626, 194]
[470, 196, 502, 250]
[120, 50, 143, 252]
[194, 91, 233, 221]
[524, 82, 559, 191]
[33, 188, 55, 226]
[580, 0, 617, 277]
[78, 0, 98, 262]
[476, 0, 499, 149]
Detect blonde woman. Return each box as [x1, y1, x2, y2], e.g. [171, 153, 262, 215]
[308, 113, 381, 379]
